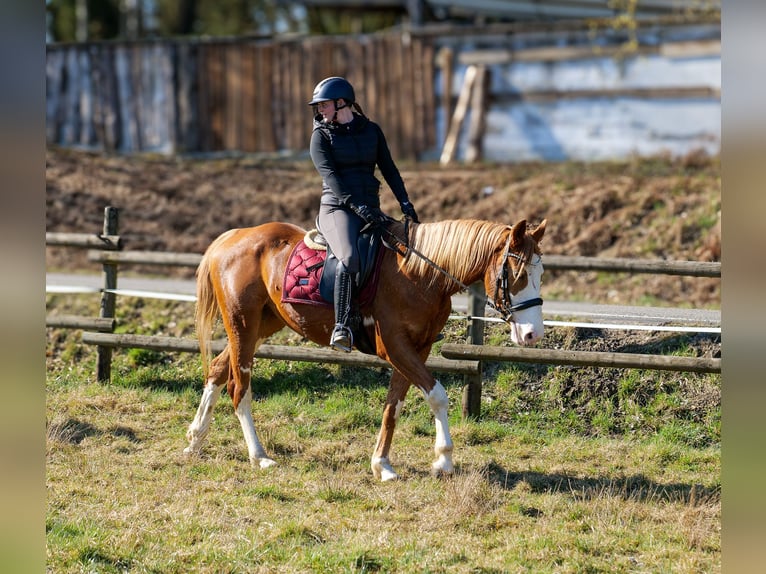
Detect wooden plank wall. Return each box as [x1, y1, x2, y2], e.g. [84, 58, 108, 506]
[46, 34, 437, 160]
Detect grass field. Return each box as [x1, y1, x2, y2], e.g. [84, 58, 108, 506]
[46, 295, 720, 573]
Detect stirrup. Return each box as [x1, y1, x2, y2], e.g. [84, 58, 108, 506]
[330, 325, 353, 353]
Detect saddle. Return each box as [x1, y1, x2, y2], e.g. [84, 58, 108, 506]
[281, 227, 386, 354]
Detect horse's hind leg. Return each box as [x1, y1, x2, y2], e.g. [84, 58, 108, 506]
[184, 346, 230, 456]
[231, 339, 276, 470]
[227, 308, 285, 469]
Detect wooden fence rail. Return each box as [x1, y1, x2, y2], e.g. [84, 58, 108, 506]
[47, 207, 721, 417]
[81, 332, 479, 375]
[46, 232, 122, 250]
[542, 255, 721, 277]
[83, 247, 721, 278]
[87, 250, 203, 267]
[441, 344, 720, 374]
[46, 315, 115, 332]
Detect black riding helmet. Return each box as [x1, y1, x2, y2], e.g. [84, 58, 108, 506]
[308, 76, 355, 106]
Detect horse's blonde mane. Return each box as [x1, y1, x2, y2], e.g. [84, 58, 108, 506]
[398, 220, 510, 289]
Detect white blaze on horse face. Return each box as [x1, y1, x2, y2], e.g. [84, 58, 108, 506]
[510, 257, 544, 347]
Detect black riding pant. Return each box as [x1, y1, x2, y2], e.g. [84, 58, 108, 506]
[317, 203, 364, 274]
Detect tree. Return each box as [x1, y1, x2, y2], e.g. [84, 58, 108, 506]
[305, 4, 404, 35]
[151, 0, 307, 37]
[46, 0, 121, 42]
[46, 1, 407, 42]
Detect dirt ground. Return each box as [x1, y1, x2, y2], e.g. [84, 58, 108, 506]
[46, 146, 720, 308]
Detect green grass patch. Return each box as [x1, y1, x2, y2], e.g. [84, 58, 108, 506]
[46, 297, 720, 573]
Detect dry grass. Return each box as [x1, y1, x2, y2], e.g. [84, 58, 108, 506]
[46, 345, 720, 573]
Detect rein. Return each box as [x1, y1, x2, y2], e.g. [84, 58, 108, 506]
[380, 219, 542, 323]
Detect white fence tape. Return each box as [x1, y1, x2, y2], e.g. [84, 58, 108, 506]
[48, 284, 720, 335]
[46, 285, 102, 294]
[449, 315, 720, 334]
[544, 319, 719, 334]
[46, 285, 197, 302]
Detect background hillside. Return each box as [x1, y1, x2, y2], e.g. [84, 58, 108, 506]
[46, 147, 720, 309]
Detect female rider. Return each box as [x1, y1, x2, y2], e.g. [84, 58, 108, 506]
[309, 76, 419, 352]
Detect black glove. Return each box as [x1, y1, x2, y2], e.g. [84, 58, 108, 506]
[400, 201, 419, 223]
[351, 204, 385, 225]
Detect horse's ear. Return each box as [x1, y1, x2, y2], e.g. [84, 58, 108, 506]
[510, 219, 527, 248]
[531, 219, 547, 244]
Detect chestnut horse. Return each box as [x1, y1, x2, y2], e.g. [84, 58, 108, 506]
[184, 218, 546, 481]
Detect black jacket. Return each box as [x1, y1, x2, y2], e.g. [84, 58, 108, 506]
[310, 113, 409, 210]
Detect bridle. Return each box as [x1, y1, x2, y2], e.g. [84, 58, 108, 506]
[491, 231, 543, 323]
[381, 220, 543, 325]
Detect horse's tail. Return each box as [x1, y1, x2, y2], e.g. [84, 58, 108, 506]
[195, 247, 219, 379]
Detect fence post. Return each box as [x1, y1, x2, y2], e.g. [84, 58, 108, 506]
[462, 282, 485, 419]
[97, 207, 119, 382]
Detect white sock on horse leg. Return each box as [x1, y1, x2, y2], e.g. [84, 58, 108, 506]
[235, 386, 276, 469]
[184, 382, 223, 454]
[424, 381, 454, 475]
[370, 399, 405, 481]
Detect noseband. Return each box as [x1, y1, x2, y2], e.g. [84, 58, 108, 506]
[491, 232, 543, 323]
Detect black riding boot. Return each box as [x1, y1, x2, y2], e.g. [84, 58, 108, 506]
[330, 264, 354, 352]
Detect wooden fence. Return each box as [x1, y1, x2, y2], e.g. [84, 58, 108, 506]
[47, 20, 720, 162]
[46, 207, 721, 418]
[46, 34, 436, 160]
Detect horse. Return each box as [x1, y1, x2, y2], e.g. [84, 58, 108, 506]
[184, 217, 547, 481]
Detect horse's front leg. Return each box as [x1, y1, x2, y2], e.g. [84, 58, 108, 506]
[184, 348, 229, 456]
[395, 358, 455, 476]
[371, 371, 409, 481]
[371, 369, 455, 481]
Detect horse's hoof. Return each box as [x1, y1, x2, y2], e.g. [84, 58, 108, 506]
[372, 457, 398, 481]
[182, 446, 199, 457]
[255, 457, 277, 469]
[431, 467, 454, 479]
[431, 458, 455, 477]
[379, 468, 399, 482]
